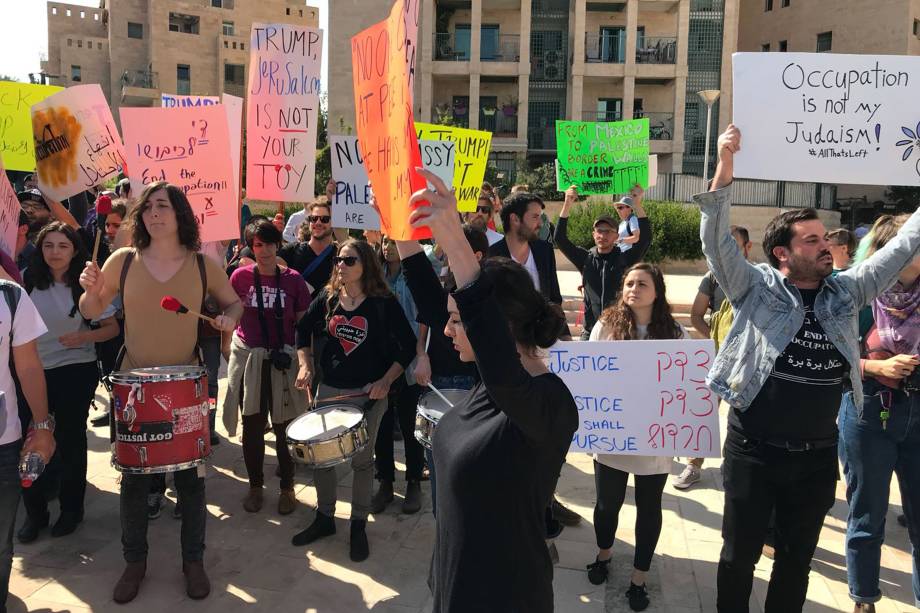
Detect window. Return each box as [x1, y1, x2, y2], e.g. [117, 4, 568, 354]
[597, 98, 622, 122]
[764, 0, 772, 11]
[127, 22, 143, 39]
[914, 19, 920, 37]
[224, 63, 244, 85]
[779, 39, 788, 51]
[286, 8, 291, 15]
[97, 42, 102, 50]
[211, 0, 233, 6]
[816, 31, 832, 52]
[481, 25, 499, 60]
[94, 12, 99, 20]
[222, 20, 234, 36]
[782, 0, 790, 5]
[52, 7, 57, 15]
[455, 24, 471, 60]
[177, 64, 191, 94]
[168, 13, 200, 34]
[79, 10, 85, 18]
[66, 8, 71, 16]
[77, 40, 83, 48]
[761, 43, 770, 52]
[67, 38, 72, 47]
[71, 65, 81, 82]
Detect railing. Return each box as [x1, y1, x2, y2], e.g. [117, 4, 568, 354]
[481, 34, 520, 62]
[223, 82, 245, 98]
[646, 174, 837, 210]
[636, 37, 677, 64]
[582, 111, 623, 122]
[434, 33, 468, 61]
[479, 110, 518, 136]
[635, 112, 674, 140]
[532, 0, 569, 18]
[432, 106, 469, 128]
[121, 69, 158, 89]
[527, 127, 557, 150]
[584, 32, 625, 63]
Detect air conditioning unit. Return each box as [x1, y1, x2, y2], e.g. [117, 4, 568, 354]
[543, 49, 562, 79]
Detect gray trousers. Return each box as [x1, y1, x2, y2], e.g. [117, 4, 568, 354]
[314, 384, 388, 521]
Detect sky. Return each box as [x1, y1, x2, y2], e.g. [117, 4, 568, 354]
[0, 0, 330, 91]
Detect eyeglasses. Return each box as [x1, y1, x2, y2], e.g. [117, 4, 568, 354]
[308, 215, 331, 223]
[615, 206, 630, 211]
[476, 206, 492, 215]
[333, 256, 358, 266]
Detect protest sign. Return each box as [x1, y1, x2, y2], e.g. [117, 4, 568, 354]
[351, 0, 427, 240]
[0, 82, 62, 171]
[246, 23, 323, 201]
[734, 53, 920, 185]
[120, 105, 238, 242]
[557, 154, 657, 190]
[555, 119, 649, 194]
[415, 122, 491, 212]
[0, 157, 19, 257]
[547, 339, 720, 457]
[330, 135, 455, 230]
[161, 94, 220, 108]
[31, 84, 126, 201]
[222, 93, 243, 201]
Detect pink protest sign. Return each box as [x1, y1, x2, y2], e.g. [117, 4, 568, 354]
[246, 24, 323, 201]
[120, 105, 238, 242]
[0, 157, 19, 258]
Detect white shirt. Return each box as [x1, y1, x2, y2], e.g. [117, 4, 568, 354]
[283, 209, 307, 243]
[513, 248, 541, 292]
[589, 321, 691, 475]
[0, 285, 47, 445]
[485, 228, 503, 246]
[617, 215, 640, 253]
[30, 283, 116, 370]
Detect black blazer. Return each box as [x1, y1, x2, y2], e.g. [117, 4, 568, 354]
[488, 238, 563, 305]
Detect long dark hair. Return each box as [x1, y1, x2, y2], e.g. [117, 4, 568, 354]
[482, 257, 566, 355]
[25, 222, 89, 313]
[324, 239, 393, 322]
[598, 263, 682, 340]
[129, 181, 201, 251]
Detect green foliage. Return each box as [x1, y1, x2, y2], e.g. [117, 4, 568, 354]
[514, 161, 563, 201]
[249, 202, 303, 220]
[315, 144, 331, 194]
[561, 197, 703, 263]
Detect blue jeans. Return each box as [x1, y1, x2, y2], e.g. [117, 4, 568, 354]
[839, 382, 920, 606]
[0, 439, 23, 612]
[428, 375, 476, 517]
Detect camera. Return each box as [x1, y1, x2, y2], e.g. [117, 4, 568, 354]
[270, 349, 292, 371]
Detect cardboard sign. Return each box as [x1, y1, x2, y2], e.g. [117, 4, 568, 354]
[161, 94, 220, 108]
[547, 339, 721, 457]
[555, 119, 649, 194]
[0, 158, 19, 257]
[330, 135, 455, 230]
[0, 82, 63, 171]
[415, 122, 491, 212]
[222, 93, 243, 201]
[246, 24, 323, 201]
[120, 105, 238, 242]
[31, 84, 127, 201]
[734, 52, 920, 185]
[351, 0, 427, 240]
[557, 155, 657, 191]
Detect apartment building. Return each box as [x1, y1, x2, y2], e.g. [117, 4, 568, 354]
[42, 0, 318, 119]
[330, 0, 738, 180]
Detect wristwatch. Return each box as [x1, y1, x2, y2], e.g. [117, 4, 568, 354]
[33, 417, 54, 432]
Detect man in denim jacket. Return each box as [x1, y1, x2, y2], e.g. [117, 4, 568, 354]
[694, 125, 920, 613]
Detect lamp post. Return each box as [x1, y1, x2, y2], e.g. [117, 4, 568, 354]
[697, 89, 721, 182]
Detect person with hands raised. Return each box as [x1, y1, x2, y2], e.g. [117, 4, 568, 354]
[408, 168, 578, 613]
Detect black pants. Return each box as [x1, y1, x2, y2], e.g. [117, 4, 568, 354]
[22, 361, 98, 519]
[717, 429, 837, 613]
[592, 461, 668, 572]
[241, 361, 294, 490]
[374, 381, 424, 483]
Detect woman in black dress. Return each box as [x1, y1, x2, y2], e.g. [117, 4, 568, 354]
[407, 168, 578, 612]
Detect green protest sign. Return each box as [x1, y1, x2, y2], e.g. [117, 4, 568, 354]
[555, 118, 650, 194]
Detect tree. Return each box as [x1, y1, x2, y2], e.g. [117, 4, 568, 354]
[0, 75, 20, 83]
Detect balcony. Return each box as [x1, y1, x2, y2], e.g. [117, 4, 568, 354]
[636, 37, 677, 64]
[582, 111, 623, 122]
[636, 112, 674, 140]
[434, 33, 469, 61]
[121, 69, 159, 105]
[432, 105, 469, 129]
[585, 33, 626, 64]
[481, 34, 520, 62]
[479, 108, 518, 137]
[223, 82, 245, 98]
[527, 127, 557, 151]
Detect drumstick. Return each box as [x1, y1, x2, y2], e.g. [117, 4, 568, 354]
[92, 195, 112, 264]
[316, 392, 368, 404]
[160, 296, 217, 324]
[427, 383, 455, 408]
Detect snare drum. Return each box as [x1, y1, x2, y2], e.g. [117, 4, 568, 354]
[414, 389, 468, 450]
[110, 366, 210, 474]
[286, 404, 369, 468]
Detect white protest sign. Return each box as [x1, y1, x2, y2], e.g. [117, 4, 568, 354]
[547, 339, 720, 457]
[161, 94, 220, 108]
[0, 158, 19, 258]
[330, 135, 456, 231]
[733, 52, 920, 185]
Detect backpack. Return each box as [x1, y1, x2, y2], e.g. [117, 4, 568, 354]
[709, 297, 734, 353]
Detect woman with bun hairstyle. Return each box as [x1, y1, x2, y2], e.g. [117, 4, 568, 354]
[403, 168, 578, 613]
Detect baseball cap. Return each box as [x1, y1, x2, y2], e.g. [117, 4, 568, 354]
[613, 196, 634, 209]
[17, 189, 46, 207]
[594, 215, 618, 229]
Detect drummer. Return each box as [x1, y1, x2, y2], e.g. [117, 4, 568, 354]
[292, 239, 416, 562]
[222, 220, 310, 516]
[79, 181, 242, 604]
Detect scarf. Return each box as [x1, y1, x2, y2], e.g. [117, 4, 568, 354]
[872, 276, 920, 356]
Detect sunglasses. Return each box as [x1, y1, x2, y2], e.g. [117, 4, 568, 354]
[333, 256, 358, 266]
[476, 206, 492, 215]
[308, 215, 331, 223]
[615, 205, 630, 211]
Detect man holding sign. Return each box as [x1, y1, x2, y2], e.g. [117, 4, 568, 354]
[696, 125, 920, 613]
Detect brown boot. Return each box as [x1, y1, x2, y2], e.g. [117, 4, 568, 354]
[242, 487, 263, 513]
[112, 560, 146, 604]
[278, 489, 296, 515]
[182, 560, 211, 600]
[853, 604, 876, 613]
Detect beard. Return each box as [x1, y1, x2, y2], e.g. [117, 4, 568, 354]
[516, 225, 538, 242]
[787, 250, 833, 282]
[311, 227, 332, 241]
[468, 216, 486, 231]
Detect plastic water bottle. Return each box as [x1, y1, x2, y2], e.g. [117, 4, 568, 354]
[19, 452, 46, 488]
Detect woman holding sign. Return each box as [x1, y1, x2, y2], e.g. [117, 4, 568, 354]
[585, 263, 690, 611]
[404, 168, 578, 613]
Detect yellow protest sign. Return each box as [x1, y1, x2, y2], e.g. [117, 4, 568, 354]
[0, 82, 63, 171]
[415, 122, 492, 212]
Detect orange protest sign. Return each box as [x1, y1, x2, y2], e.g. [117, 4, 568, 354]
[350, 0, 427, 240]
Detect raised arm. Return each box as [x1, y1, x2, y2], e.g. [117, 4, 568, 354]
[554, 186, 590, 271]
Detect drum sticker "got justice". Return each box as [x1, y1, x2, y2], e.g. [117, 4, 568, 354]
[116, 421, 174, 443]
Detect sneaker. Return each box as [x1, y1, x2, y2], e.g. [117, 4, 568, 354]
[243, 487, 264, 513]
[673, 464, 702, 490]
[402, 480, 421, 514]
[350, 520, 369, 562]
[17, 513, 49, 543]
[552, 497, 582, 527]
[586, 558, 610, 585]
[370, 480, 394, 514]
[626, 582, 650, 612]
[146, 493, 162, 520]
[291, 512, 336, 546]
